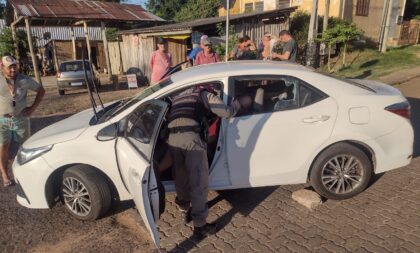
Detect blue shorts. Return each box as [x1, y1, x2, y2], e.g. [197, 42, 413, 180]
[0, 117, 30, 145]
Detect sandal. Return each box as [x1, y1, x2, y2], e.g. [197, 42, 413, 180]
[3, 179, 15, 187]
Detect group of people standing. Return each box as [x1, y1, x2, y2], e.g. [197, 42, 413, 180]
[149, 30, 297, 86]
[147, 30, 296, 238]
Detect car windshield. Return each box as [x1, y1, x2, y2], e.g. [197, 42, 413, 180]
[100, 77, 173, 122]
[59, 61, 90, 72]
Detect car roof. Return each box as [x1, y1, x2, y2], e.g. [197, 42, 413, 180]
[170, 60, 313, 83]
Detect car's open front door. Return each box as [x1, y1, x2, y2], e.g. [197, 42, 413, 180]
[115, 100, 169, 248]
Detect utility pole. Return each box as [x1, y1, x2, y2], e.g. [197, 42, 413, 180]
[25, 17, 42, 85]
[323, 0, 330, 32]
[306, 0, 319, 67]
[381, 0, 393, 53]
[225, 0, 230, 62]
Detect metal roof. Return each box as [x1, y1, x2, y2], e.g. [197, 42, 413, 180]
[0, 19, 102, 47]
[7, 0, 164, 22]
[118, 7, 297, 35]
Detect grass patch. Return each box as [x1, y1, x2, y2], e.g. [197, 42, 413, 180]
[322, 45, 420, 79]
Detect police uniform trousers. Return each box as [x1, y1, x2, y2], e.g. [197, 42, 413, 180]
[168, 130, 209, 227]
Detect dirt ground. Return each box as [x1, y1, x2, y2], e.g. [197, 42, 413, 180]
[29, 82, 143, 117]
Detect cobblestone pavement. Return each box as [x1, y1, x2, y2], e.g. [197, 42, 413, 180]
[1, 78, 419, 252]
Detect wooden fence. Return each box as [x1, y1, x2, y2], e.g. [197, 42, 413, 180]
[399, 20, 420, 45]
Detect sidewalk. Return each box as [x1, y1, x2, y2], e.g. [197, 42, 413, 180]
[379, 65, 420, 85]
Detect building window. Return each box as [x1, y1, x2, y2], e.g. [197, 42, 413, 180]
[244, 3, 253, 13]
[255, 2, 264, 12]
[356, 0, 370, 16]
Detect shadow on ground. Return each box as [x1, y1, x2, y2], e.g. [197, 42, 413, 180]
[169, 186, 278, 253]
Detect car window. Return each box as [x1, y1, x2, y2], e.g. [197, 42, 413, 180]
[229, 75, 327, 116]
[59, 61, 90, 72]
[125, 100, 168, 160]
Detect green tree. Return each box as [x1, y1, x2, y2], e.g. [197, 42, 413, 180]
[405, 0, 420, 20]
[213, 23, 238, 60]
[174, 0, 220, 22]
[319, 23, 363, 70]
[146, 0, 187, 20]
[0, 27, 30, 60]
[106, 27, 119, 41]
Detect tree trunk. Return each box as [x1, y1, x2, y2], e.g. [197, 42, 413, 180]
[327, 44, 331, 72]
[342, 43, 347, 67]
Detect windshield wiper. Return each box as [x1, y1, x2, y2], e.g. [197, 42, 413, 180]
[82, 47, 104, 123]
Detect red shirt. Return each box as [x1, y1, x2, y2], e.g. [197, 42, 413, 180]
[194, 51, 220, 66]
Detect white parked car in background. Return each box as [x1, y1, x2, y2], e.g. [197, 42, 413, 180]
[13, 61, 413, 248]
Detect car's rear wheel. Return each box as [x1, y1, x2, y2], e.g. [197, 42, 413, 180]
[310, 143, 372, 200]
[61, 166, 111, 220]
[59, 89, 65, 96]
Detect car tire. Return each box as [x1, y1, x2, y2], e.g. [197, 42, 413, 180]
[310, 143, 372, 200]
[59, 89, 65, 96]
[61, 165, 111, 221]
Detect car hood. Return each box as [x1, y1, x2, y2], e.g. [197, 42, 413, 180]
[23, 108, 95, 149]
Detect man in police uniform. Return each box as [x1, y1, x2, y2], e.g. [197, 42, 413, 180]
[0, 56, 45, 187]
[168, 85, 251, 237]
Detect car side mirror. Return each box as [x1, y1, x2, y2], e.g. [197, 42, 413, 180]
[97, 123, 118, 141]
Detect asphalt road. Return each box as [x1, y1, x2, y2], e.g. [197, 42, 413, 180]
[1, 77, 419, 253]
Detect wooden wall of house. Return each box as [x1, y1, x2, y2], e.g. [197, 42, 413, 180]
[108, 41, 123, 75]
[120, 34, 188, 83]
[235, 16, 290, 43]
[53, 41, 106, 71]
[121, 34, 154, 81]
[167, 38, 188, 65]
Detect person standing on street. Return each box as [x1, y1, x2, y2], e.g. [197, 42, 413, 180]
[167, 85, 252, 238]
[187, 35, 208, 65]
[272, 30, 298, 62]
[149, 38, 172, 85]
[194, 38, 220, 66]
[0, 56, 45, 187]
[230, 35, 257, 60]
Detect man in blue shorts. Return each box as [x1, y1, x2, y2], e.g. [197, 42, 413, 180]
[0, 56, 45, 187]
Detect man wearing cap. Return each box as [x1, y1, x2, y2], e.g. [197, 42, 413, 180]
[149, 38, 172, 85]
[194, 38, 220, 66]
[0, 56, 45, 187]
[187, 35, 208, 64]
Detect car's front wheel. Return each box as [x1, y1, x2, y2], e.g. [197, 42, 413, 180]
[61, 166, 111, 220]
[310, 143, 372, 200]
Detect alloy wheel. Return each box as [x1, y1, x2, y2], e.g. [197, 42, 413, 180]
[62, 177, 92, 216]
[321, 155, 364, 194]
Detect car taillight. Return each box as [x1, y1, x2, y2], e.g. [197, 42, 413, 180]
[385, 101, 411, 119]
[56, 72, 61, 78]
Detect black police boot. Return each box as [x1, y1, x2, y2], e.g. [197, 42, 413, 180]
[193, 223, 217, 238]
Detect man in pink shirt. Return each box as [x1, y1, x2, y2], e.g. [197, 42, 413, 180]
[149, 38, 172, 85]
[194, 38, 220, 66]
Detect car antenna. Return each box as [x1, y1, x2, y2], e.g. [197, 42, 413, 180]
[82, 48, 99, 122]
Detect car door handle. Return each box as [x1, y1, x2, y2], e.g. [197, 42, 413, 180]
[302, 115, 330, 123]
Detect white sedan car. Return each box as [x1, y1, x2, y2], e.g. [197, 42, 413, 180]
[13, 61, 413, 247]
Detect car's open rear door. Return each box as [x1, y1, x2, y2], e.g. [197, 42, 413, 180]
[115, 100, 169, 248]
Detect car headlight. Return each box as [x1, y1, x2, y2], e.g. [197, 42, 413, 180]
[17, 145, 53, 165]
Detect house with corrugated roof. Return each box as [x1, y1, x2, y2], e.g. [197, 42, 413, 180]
[3, 0, 164, 82]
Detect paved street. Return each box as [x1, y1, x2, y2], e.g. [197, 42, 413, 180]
[1, 77, 419, 253]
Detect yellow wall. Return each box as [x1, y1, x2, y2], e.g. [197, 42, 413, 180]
[219, 0, 279, 16]
[290, 0, 342, 17]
